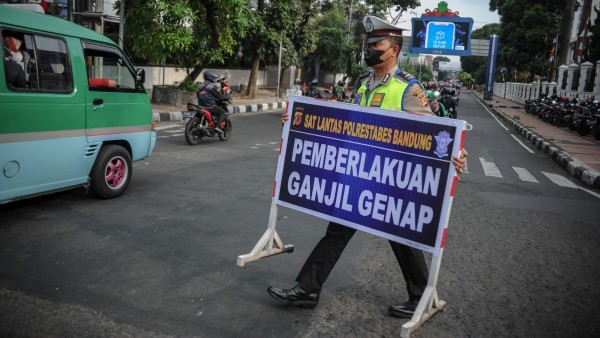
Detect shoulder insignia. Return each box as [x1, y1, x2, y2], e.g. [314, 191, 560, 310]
[394, 69, 415, 83]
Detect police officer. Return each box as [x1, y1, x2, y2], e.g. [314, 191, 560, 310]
[272, 15, 468, 318]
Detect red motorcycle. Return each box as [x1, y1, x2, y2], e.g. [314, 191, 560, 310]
[183, 77, 233, 145]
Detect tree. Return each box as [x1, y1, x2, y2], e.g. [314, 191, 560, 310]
[459, 23, 501, 84]
[119, 0, 251, 84]
[241, 0, 318, 98]
[314, 2, 355, 76]
[489, 0, 579, 81]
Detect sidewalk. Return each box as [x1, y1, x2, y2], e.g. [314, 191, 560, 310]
[472, 91, 600, 189]
[151, 89, 285, 122]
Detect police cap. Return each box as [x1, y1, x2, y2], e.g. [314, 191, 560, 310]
[363, 15, 405, 44]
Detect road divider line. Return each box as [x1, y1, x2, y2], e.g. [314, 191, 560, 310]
[475, 96, 509, 131]
[510, 134, 535, 154]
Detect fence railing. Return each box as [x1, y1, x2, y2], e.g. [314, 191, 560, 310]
[493, 61, 600, 104]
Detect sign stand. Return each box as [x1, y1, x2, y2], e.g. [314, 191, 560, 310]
[401, 251, 446, 337]
[237, 197, 294, 267]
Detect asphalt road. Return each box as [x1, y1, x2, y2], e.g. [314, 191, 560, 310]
[1, 92, 599, 337]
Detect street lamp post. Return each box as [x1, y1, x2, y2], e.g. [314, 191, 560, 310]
[276, 39, 287, 103]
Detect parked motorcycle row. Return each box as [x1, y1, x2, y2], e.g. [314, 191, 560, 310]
[524, 95, 600, 140]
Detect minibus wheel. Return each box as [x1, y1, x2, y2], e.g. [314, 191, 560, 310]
[90, 145, 132, 198]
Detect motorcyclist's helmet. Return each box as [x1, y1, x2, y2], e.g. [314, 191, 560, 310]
[203, 70, 220, 83]
[337, 80, 344, 86]
[434, 91, 441, 100]
[311, 79, 318, 86]
[562, 96, 568, 102]
[425, 90, 435, 101]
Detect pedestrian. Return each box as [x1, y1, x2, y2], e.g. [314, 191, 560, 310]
[272, 15, 468, 318]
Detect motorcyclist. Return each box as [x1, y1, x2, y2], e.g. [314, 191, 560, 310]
[332, 80, 346, 102]
[440, 87, 457, 119]
[197, 70, 230, 133]
[426, 90, 449, 117]
[305, 79, 324, 98]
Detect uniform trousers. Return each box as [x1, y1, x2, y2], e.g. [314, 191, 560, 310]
[295, 221, 429, 301]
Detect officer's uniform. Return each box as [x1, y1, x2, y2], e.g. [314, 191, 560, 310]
[295, 16, 431, 304]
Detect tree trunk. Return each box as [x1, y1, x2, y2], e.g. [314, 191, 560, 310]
[558, 0, 576, 66]
[278, 65, 288, 99]
[185, 66, 203, 84]
[246, 58, 260, 98]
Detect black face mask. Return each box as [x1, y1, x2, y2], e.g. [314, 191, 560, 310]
[364, 46, 392, 67]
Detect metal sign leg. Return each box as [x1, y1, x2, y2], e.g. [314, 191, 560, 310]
[401, 251, 446, 337]
[237, 200, 294, 267]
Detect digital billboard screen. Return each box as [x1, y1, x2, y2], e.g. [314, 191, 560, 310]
[409, 17, 473, 56]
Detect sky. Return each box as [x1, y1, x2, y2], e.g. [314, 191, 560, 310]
[394, 0, 500, 31]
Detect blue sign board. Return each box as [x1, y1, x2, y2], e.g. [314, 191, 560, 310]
[410, 17, 474, 56]
[275, 96, 467, 254]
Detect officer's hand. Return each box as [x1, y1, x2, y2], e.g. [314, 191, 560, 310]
[281, 112, 289, 126]
[451, 148, 468, 175]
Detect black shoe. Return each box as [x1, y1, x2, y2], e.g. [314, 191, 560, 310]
[389, 299, 419, 318]
[266, 285, 320, 309]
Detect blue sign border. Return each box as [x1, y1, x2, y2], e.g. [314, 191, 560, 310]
[275, 96, 466, 254]
[409, 17, 474, 56]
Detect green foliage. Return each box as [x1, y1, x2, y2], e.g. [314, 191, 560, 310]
[460, 24, 501, 84]
[119, 0, 251, 73]
[489, 0, 578, 80]
[177, 79, 199, 92]
[586, 5, 600, 62]
[315, 3, 355, 73]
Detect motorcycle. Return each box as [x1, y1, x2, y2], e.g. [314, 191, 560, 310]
[183, 76, 233, 145]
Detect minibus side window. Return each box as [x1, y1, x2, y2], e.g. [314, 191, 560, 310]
[84, 45, 136, 92]
[2, 30, 72, 93]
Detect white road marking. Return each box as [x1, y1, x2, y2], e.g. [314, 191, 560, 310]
[512, 167, 539, 183]
[475, 96, 509, 131]
[479, 157, 503, 178]
[510, 134, 535, 154]
[577, 186, 600, 199]
[165, 130, 182, 133]
[474, 94, 535, 154]
[154, 124, 180, 131]
[541, 172, 578, 188]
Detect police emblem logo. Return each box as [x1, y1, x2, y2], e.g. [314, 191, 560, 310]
[370, 93, 385, 107]
[365, 18, 374, 34]
[419, 94, 429, 107]
[293, 107, 304, 127]
[434, 131, 453, 158]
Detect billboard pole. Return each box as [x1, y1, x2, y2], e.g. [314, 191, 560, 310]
[483, 34, 499, 100]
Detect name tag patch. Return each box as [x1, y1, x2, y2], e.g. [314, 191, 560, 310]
[354, 94, 362, 104]
[370, 93, 385, 107]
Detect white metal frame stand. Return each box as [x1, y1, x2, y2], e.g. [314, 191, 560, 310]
[401, 251, 446, 337]
[237, 199, 293, 267]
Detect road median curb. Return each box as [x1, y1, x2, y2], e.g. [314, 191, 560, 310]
[153, 101, 285, 122]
